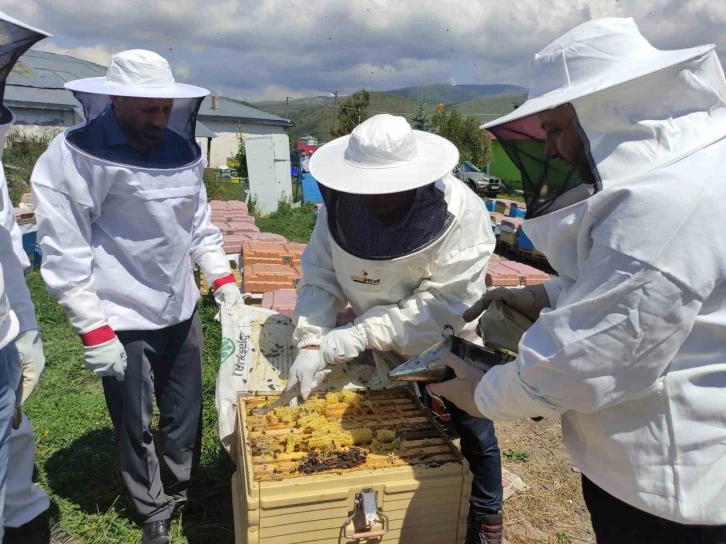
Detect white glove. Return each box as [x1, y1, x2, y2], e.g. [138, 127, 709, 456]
[428, 351, 486, 418]
[83, 337, 127, 382]
[464, 284, 550, 323]
[284, 348, 331, 402]
[215, 282, 243, 310]
[320, 323, 367, 365]
[14, 330, 45, 406]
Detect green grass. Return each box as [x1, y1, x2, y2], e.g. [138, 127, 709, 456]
[502, 449, 530, 463]
[252, 200, 316, 243]
[3, 130, 58, 206]
[24, 272, 235, 543]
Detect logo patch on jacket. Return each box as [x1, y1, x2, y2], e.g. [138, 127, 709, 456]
[351, 270, 381, 286]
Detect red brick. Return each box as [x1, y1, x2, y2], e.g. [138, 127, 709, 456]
[226, 201, 249, 214]
[222, 234, 253, 255]
[498, 261, 551, 286]
[243, 264, 301, 293]
[489, 212, 505, 225]
[486, 262, 522, 287]
[228, 222, 261, 234]
[254, 232, 288, 243]
[261, 289, 298, 317]
[231, 215, 256, 224]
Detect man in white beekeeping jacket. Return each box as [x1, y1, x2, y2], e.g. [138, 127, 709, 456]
[284, 114, 506, 544]
[431, 18, 726, 543]
[32, 50, 242, 544]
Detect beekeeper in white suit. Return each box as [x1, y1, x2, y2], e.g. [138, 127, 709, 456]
[32, 50, 241, 544]
[0, 11, 70, 544]
[432, 17, 726, 543]
[285, 114, 507, 544]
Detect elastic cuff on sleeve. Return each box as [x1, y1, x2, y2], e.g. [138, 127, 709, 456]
[80, 325, 116, 347]
[213, 274, 236, 291]
[296, 336, 322, 350]
[354, 323, 369, 349]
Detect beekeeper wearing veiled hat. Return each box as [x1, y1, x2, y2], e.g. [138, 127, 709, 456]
[0, 10, 63, 543]
[32, 49, 241, 544]
[284, 114, 506, 544]
[431, 18, 726, 542]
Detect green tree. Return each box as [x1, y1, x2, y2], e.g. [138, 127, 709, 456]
[233, 130, 248, 178]
[429, 108, 492, 170]
[331, 88, 370, 137]
[411, 100, 430, 131]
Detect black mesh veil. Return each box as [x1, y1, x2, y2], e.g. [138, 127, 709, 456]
[66, 90, 204, 167]
[0, 13, 48, 115]
[489, 113, 598, 219]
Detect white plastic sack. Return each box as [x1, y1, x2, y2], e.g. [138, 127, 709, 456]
[215, 301, 404, 459]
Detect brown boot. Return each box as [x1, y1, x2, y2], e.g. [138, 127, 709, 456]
[466, 511, 505, 544]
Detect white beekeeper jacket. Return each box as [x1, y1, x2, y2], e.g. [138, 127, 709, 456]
[0, 118, 19, 349]
[32, 136, 229, 333]
[477, 18, 726, 524]
[293, 175, 495, 358]
[0, 113, 37, 337]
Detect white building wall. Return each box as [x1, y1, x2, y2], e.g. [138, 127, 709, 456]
[6, 106, 79, 138]
[196, 119, 286, 170]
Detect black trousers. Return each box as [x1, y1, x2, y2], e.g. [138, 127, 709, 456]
[102, 311, 203, 522]
[582, 476, 726, 544]
[444, 400, 503, 517]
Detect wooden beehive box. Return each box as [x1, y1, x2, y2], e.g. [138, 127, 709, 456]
[233, 389, 471, 544]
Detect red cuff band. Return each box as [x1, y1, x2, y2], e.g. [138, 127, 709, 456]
[80, 325, 116, 347]
[213, 273, 236, 291]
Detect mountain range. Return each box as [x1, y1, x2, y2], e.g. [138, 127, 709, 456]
[252, 83, 528, 143]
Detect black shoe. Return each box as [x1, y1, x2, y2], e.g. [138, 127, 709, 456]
[4, 512, 80, 544]
[141, 519, 171, 544]
[465, 511, 505, 544]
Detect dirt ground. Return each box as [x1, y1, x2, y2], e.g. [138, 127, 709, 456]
[497, 418, 595, 544]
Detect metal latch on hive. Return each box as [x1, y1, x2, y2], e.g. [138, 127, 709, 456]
[342, 488, 389, 540]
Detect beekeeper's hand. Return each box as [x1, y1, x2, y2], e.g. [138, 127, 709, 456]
[464, 284, 550, 323]
[320, 323, 367, 365]
[82, 332, 127, 382]
[428, 351, 486, 418]
[14, 329, 45, 406]
[284, 348, 331, 403]
[214, 279, 244, 310]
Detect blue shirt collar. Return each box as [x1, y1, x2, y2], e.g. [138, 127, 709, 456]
[101, 107, 129, 147]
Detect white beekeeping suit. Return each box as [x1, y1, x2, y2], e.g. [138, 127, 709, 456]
[0, 9, 51, 535]
[469, 18, 726, 524]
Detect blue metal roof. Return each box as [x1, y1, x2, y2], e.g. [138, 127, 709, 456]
[7, 50, 294, 127]
[198, 96, 294, 127]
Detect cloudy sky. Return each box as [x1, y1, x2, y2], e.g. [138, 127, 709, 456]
[7, 0, 726, 102]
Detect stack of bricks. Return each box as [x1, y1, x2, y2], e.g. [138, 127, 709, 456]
[208, 200, 287, 255]
[242, 242, 307, 293]
[486, 260, 551, 287]
[261, 288, 357, 326]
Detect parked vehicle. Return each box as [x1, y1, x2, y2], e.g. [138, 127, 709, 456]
[454, 161, 504, 197]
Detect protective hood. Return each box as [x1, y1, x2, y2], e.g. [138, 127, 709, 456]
[515, 17, 726, 288]
[65, 50, 207, 168]
[484, 17, 718, 219]
[0, 11, 50, 114]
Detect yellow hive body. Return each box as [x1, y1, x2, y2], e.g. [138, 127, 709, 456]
[234, 390, 472, 544]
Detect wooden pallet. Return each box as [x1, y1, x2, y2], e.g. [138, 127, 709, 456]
[243, 389, 463, 482]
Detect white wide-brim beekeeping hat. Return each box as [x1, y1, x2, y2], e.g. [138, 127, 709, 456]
[310, 114, 459, 195]
[483, 18, 713, 130]
[64, 49, 209, 99]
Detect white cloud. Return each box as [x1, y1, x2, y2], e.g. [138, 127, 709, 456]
[35, 42, 114, 67]
[7, 0, 726, 101]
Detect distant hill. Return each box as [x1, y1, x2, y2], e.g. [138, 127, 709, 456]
[254, 92, 437, 143]
[388, 83, 527, 105]
[252, 86, 527, 144]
